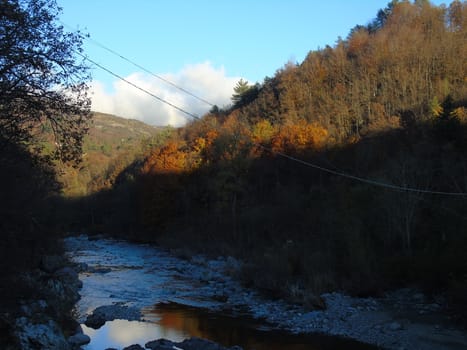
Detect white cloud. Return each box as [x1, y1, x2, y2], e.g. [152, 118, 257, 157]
[90, 62, 242, 126]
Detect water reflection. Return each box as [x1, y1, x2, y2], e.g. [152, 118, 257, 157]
[82, 302, 376, 350]
[82, 319, 188, 350]
[144, 303, 376, 350]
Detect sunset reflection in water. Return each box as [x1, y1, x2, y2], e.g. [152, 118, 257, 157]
[82, 318, 188, 350]
[82, 303, 376, 350]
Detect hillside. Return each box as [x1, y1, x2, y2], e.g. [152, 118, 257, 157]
[87, 112, 160, 145]
[59, 112, 172, 196]
[69, 0, 467, 319]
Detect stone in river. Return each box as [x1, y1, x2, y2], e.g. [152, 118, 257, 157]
[84, 304, 141, 329]
[145, 337, 243, 350]
[123, 345, 144, 350]
[68, 332, 91, 346]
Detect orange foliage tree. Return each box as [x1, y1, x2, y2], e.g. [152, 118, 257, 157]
[271, 120, 328, 153]
[140, 140, 188, 230]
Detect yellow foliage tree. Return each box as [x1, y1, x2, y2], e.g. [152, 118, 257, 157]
[252, 119, 276, 144]
[272, 120, 328, 153]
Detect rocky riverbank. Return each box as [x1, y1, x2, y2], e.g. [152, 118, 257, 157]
[112, 337, 243, 350]
[6, 254, 90, 350]
[7, 244, 244, 350]
[65, 235, 467, 350]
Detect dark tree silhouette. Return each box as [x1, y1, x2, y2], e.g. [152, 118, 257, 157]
[0, 1, 91, 337]
[0, 0, 91, 162]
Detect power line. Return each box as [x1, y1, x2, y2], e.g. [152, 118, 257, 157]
[73, 46, 467, 197]
[76, 51, 201, 121]
[256, 145, 467, 196]
[61, 21, 214, 107]
[89, 39, 215, 107]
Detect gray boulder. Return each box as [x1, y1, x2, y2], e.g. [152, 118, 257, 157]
[40, 255, 66, 273]
[179, 337, 240, 350]
[84, 313, 106, 329]
[15, 317, 70, 350]
[122, 345, 144, 350]
[145, 337, 243, 350]
[68, 332, 91, 346]
[145, 338, 176, 350]
[85, 304, 141, 329]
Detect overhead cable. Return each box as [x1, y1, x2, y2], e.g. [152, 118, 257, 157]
[76, 51, 201, 121]
[256, 144, 467, 196]
[61, 21, 214, 107]
[73, 48, 467, 197]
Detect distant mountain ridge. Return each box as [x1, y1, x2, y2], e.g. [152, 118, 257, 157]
[89, 112, 160, 141]
[60, 112, 171, 196]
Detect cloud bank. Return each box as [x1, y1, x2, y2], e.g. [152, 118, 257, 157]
[90, 62, 241, 126]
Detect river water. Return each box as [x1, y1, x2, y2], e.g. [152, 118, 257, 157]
[64, 235, 375, 350]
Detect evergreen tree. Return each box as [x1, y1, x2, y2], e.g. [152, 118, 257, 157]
[231, 78, 260, 109]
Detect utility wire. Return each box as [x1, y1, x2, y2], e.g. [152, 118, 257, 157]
[76, 51, 201, 121]
[256, 145, 467, 196]
[61, 21, 214, 107]
[74, 47, 467, 197]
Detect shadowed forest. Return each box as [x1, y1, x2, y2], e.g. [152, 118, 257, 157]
[64, 0, 467, 315]
[1, 0, 467, 342]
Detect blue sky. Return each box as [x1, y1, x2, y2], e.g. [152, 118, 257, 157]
[57, 0, 452, 125]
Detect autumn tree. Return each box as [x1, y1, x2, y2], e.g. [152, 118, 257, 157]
[0, 0, 91, 237]
[140, 140, 189, 230]
[0, 0, 91, 162]
[271, 119, 328, 153]
[0, 0, 91, 329]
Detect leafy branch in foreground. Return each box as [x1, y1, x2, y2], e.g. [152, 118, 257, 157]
[0, 0, 91, 163]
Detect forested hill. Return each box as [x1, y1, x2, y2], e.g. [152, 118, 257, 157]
[234, 0, 466, 140]
[58, 112, 171, 196]
[69, 0, 467, 318]
[90, 112, 159, 141]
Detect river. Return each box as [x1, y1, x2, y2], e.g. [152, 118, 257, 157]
[64, 235, 378, 349]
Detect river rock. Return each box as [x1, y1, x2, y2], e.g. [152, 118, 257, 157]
[145, 338, 176, 350]
[145, 337, 243, 350]
[15, 317, 70, 350]
[68, 332, 91, 346]
[84, 313, 106, 329]
[85, 304, 141, 329]
[178, 337, 240, 350]
[122, 345, 144, 350]
[388, 321, 403, 331]
[55, 266, 78, 280]
[40, 255, 66, 273]
[44, 277, 80, 307]
[55, 267, 83, 290]
[89, 265, 112, 274]
[75, 262, 89, 272]
[20, 299, 48, 317]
